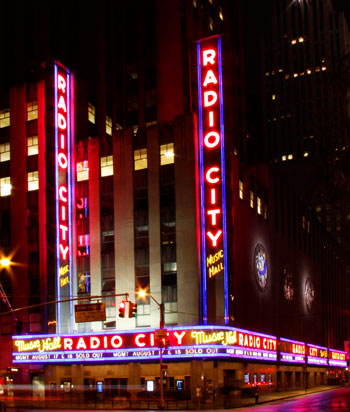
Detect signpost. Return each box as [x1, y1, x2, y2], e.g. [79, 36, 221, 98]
[74, 302, 106, 323]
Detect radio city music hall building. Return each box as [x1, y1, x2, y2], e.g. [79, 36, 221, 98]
[0, 1, 348, 402]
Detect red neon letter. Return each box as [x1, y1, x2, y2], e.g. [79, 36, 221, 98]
[63, 338, 73, 350]
[59, 224, 68, 241]
[58, 153, 68, 169]
[60, 134, 66, 150]
[111, 335, 123, 348]
[210, 188, 216, 204]
[135, 334, 146, 347]
[174, 331, 186, 345]
[205, 167, 220, 184]
[207, 209, 221, 225]
[203, 69, 218, 87]
[58, 113, 67, 130]
[90, 337, 101, 349]
[57, 95, 67, 112]
[203, 49, 216, 66]
[77, 198, 84, 209]
[208, 111, 214, 127]
[57, 75, 66, 93]
[59, 244, 69, 260]
[204, 131, 220, 148]
[61, 205, 67, 221]
[204, 91, 218, 107]
[76, 337, 87, 350]
[59, 186, 68, 202]
[207, 230, 222, 247]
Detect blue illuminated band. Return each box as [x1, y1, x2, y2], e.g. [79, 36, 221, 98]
[196, 35, 229, 325]
[54, 64, 61, 330]
[217, 36, 229, 324]
[197, 42, 207, 324]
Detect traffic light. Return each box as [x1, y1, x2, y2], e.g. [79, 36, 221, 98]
[118, 301, 125, 318]
[128, 302, 137, 318]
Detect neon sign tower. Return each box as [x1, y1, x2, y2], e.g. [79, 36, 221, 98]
[54, 62, 75, 333]
[196, 36, 228, 325]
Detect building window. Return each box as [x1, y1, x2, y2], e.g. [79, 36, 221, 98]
[106, 116, 112, 135]
[239, 180, 244, 199]
[0, 143, 10, 162]
[77, 160, 89, 181]
[160, 143, 174, 166]
[250, 190, 254, 208]
[27, 102, 38, 121]
[134, 148, 147, 170]
[101, 155, 113, 177]
[0, 109, 10, 128]
[28, 171, 39, 191]
[88, 103, 95, 124]
[0, 177, 11, 197]
[27, 136, 38, 156]
[257, 197, 262, 215]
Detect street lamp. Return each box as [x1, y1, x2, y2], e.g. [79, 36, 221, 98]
[137, 289, 166, 409]
[0, 258, 11, 268]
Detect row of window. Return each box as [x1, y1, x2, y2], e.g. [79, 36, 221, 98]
[1, 143, 175, 193]
[76, 143, 175, 182]
[0, 103, 38, 128]
[88, 103, 115, 136]
[0, 102, 114, 135]
[0, 172, 39, 196]
[0, 137, 38, 162]
[239, 180, 268, 219]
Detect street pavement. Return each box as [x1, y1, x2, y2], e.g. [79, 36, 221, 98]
[4, 385, 349, 411]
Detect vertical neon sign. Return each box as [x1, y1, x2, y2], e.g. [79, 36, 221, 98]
[54, 62, 74, 333]
[196, 36, 228, 324]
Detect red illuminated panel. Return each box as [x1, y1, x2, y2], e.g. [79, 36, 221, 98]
[328, 349, 347, 367]
[54, 62, 74, 332]
[307, 344, 328, 366]
[196, 36, 228, 324]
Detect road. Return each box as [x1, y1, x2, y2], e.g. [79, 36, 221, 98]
[235, 386, 350, 411]
[6, 387, 350, 411]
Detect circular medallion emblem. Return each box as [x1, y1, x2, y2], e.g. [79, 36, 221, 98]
[282, 267, 294, 302]
[254, 244, 268, 291]
[304, 277, 315, 311]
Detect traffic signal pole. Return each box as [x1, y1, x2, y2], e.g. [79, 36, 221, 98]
[159, 302, 165, 409]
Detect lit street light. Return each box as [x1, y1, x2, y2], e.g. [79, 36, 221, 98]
[0, 258, 11, 268]
[137, 289, 166, 409]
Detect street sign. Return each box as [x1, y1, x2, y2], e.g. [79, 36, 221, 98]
[155, 329, 167, 338]
[75, 302, 106, 323]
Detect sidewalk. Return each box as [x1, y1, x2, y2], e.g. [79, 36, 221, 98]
[5, 385, 342, 410]
[219, 385, 341, 409]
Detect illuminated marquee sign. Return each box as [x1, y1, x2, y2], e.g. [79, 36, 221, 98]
[54, 62, 74, 332]
[279, 338, 306, 364]
[328, 349, 347, 367]
[307, 344, 328, 366]
[196, 35, 228, 324]
[12, 325, 277, 364]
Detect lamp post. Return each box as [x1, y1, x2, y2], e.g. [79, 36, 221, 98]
[137, 289, 166, 409]
[0, 257, 17, 325]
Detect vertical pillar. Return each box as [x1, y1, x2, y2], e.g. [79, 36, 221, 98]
[174, 115, 199, 325]
[88, 138, 101, 330]
[37, 80, 48, 331]
[147, 126, 162, 327]
[10, 85, 29, 319]
[114, 130, 135, 328]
